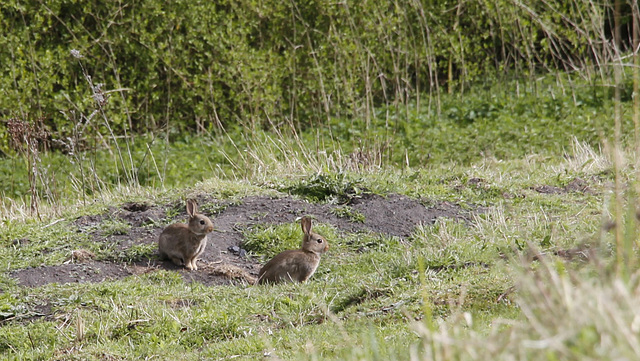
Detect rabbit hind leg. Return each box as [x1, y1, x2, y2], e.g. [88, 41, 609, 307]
[184, 256, 197, 270]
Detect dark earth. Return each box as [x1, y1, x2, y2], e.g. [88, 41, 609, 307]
[10, 193, 477, 288]
[2, 178, 598, 325]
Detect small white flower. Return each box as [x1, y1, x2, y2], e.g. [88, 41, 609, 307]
[70, 49, 83, 59]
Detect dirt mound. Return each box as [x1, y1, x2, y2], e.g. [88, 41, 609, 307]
[11, 193, 478, 288]
[347, 194, 466, 237]
[214, 193, 471, 238]
[531, 177, 595, 195]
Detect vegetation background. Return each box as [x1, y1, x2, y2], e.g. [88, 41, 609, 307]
[1, 0, 637, 207]
[1, 0, 640, 360]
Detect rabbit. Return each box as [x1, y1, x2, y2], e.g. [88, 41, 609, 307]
[158, 199, 214, 270]
[258, 216, 329, 284]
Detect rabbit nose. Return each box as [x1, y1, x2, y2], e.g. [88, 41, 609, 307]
[207, 226, 214, 232]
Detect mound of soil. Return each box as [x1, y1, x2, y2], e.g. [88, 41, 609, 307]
[11, 193, 478, 288]
[347, 194, 465, 237]
[531, 177, 595, 195]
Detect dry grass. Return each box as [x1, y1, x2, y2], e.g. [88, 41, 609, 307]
[411, 256, 640, 361]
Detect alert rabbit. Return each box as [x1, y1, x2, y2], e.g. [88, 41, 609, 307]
[158, 199, 214, 270]
[258, 216, 329, 284]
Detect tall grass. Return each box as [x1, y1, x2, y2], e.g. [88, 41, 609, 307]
[400, 3, 640, 359]
[408, 256, 640, 360]
[1, 0, 640, 238]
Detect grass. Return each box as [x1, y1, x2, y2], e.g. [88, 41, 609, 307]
[0, 73, 628, 213]
[0, 66, 638, 359]
[3, 1, 640, 355]
[331, 206, 366, 223]
[0, 137, 619, 359]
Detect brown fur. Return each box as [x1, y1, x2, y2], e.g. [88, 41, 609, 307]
[258, 217, 329, 284]
[158, 199, 214, 270]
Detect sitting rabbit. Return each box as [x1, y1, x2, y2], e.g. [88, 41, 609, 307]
[158, 199, 214, 270]
[258, 216, 329, 284]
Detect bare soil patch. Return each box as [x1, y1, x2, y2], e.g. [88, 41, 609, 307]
[11, 262, 131, 288]
[11, 193, 478, 288]
[531, 177, 595, 195]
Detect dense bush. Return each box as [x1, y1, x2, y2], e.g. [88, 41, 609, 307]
[0, 0, 625, 153]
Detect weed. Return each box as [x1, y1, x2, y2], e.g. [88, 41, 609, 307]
[164, 202, 184, 220]
[99, 219, 131, 237]
[241, 222, 305, 259]
[5, 117, 51, 217]
[197, 202, 232, 216]
[285, 173, 366, 203]
[331, 205, 366, 223]
[112, 243, 156, 263]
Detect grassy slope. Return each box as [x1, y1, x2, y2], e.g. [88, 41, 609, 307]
[0, 147, 611, 360]
[0, 76, 635, 360]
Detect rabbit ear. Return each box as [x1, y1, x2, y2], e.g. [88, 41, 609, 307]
[301, 216, 312, 235]
[186, 199, 198, 217]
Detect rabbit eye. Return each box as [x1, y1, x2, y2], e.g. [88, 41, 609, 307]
[199, 220, 205, 225]
[316, 239, 323, 243]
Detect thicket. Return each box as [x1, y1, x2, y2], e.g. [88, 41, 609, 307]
[0, 0, 632, 154]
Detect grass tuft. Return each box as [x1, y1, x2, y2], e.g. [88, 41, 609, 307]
[284, 173, 367, 203]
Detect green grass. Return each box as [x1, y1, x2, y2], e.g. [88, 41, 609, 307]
[1, 71, 639, 359]
[0, 142, 618, 359]
[331, 205, 366, 223]
[0, 74, 628, 209]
